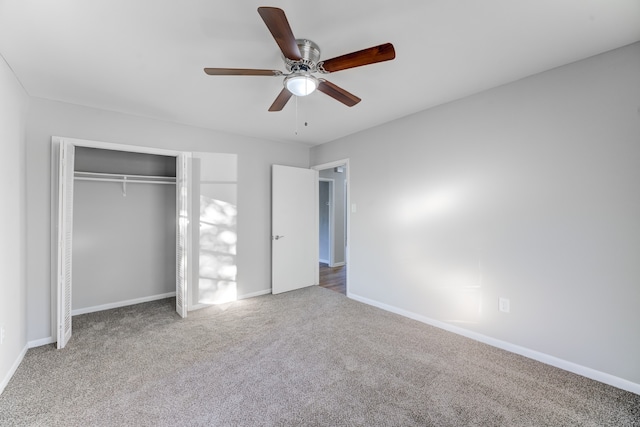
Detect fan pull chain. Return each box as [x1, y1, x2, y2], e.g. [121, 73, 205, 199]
[294, 94, 309, 136]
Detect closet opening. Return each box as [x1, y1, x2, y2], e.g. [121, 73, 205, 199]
[72, 147, 178, 316]
[53, 137, 239, 349]
[52, 137, 189, 349]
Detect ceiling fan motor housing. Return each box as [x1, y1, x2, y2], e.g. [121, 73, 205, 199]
[284, 39, 321, 73]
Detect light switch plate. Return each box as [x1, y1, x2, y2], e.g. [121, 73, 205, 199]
[499, 298, 510, 313]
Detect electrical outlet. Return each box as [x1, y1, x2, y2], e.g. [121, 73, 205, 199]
[499, 297, 510, 313]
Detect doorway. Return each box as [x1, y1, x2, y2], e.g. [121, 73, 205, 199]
[313, 160, 349, 295]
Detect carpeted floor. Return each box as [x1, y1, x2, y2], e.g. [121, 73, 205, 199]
[1, 286, 638, 426]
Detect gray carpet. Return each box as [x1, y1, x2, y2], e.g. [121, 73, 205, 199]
[1, 286, 638, 426]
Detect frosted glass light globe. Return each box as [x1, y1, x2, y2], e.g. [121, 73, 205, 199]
[285, 74, 318, 96]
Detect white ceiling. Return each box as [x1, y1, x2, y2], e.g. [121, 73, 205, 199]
[1, 0, 639, 146]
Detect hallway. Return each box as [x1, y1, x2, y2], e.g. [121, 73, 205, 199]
[319, 263, 346, 295]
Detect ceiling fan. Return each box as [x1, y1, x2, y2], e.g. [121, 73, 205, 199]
[204, 7, 396, 111]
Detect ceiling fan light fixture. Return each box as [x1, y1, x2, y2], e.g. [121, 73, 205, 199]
[284, 73, 318, 96]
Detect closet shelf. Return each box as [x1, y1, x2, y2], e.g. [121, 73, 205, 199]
[74, 171, 176, 185]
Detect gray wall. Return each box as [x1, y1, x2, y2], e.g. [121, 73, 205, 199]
[25, 98, 310, 342]
[311, 42, 640, 385]
[319, 168, 347, 264]
[72, 148, 177, 311]
[75, 147, 176, 176]
[0, 56, 29, 391]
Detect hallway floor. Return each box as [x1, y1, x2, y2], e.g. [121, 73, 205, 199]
[319, 263, 346, 295]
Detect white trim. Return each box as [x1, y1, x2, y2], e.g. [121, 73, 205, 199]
[71, 292, 176, 316]
[28, 337, 55, 348]
[0, 345, 27, 395]
[330, 261, 345, 268]
[319, 258, 330, 264]
[348, 292, 640, 396]
[312, 159, 350, 171]
[50, 140, 60, 342]
[52, 136, 182, 156]
[238, 289, 272, 300]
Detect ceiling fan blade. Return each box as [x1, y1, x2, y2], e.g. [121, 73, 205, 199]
[269, 88, 293, 111]
[317, 80, 361, 107]
[257, 7, 302, 61]
[320, 43, 396, 73]
[204, 68, 282, 76]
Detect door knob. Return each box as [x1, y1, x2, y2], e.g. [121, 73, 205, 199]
[273, 235, 285, 240]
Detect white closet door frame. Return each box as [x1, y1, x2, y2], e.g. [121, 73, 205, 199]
[51, 137, 191, 344]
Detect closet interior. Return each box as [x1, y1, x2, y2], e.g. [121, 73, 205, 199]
[72, 147, 178, 315]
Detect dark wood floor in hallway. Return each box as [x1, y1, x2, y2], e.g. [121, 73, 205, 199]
[319, 263, 346, 295]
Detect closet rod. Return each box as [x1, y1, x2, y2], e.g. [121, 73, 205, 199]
[74, 177, 176, 185]
[74, 171, 176, 185]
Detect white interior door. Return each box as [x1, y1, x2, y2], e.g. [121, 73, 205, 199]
[272, 165, 318, 294]
[57, 140, 75, 349]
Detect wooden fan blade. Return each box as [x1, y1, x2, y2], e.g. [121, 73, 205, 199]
[317, 80, 361, 107]
[269, 88, 293, 111]
[257, 7, 302, 61]
[204, 68, 281, 76]
[320, 43, 395, 73]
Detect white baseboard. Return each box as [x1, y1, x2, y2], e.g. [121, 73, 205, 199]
[28, 336, 55, 348]
[238, 289, 271, 300]
[330, 261, 345, 267]
[0, 344, 28, 395]
[348, 292, 640, 396]
[319, 258, 329, 265]
[72, 292, 176, 316]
